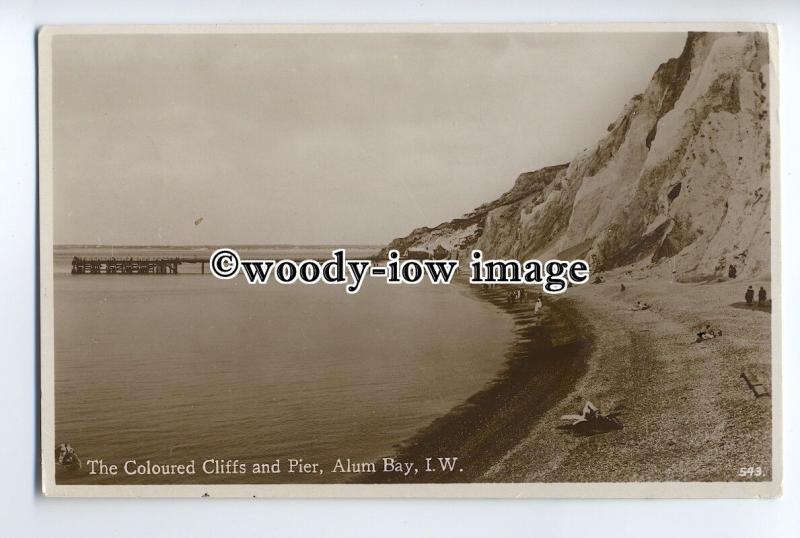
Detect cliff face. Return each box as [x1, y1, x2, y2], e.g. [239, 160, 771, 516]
[382, 32, 772, 281]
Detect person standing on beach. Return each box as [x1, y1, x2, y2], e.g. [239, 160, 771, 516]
[758, 286, 767, 306]
[745, 285, 755, 305]
[534, 296, 543, 315]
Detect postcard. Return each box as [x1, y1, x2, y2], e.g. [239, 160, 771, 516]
[38, 23, 780, 498]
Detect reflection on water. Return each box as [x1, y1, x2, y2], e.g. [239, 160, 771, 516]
[54, 247, 514, 484]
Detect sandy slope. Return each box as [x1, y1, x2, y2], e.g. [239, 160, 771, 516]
[484, 275, 773, 483]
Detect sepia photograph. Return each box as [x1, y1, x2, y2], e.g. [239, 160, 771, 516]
[38, 24, 780, 498]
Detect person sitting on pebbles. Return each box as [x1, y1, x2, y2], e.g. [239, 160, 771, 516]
[695, 324, 723, 343]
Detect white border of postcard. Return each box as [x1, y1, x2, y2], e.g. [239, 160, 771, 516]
[38, 22, 781, 498]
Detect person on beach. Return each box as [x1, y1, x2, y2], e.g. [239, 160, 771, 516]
[758, 286, 768, 306]
[745, 285, 755, 305]
[702, 324, 715, 340]
[695, 324, 723, 343]
[620, 283, 626, 292]
[696, 328, 711, 343]
[534, 297, 543, 315]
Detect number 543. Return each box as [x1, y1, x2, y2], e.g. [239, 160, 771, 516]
[738, 466, 763, 478]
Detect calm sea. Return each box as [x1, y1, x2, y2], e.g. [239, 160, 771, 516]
[53, 246, 514, 484]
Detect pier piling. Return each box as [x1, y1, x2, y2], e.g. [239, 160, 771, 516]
[70, 256, 207, 275]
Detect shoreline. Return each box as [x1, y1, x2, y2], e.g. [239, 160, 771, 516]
[486, 275, 773, 483]
[359, 283, 593, 483]
[54, 270, 773, 485]
[360, 274, 773, 484]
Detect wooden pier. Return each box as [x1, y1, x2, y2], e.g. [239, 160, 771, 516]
[71, 256, 207, 275]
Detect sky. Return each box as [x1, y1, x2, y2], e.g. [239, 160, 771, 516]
[51, 30, 687, 246]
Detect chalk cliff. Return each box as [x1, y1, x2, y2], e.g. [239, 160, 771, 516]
[381, 32, 772, 281]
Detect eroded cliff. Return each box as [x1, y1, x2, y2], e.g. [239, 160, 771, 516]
[381, 32, 772, 281]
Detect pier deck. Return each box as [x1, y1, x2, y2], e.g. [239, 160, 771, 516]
[70, 256, 207, 275]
